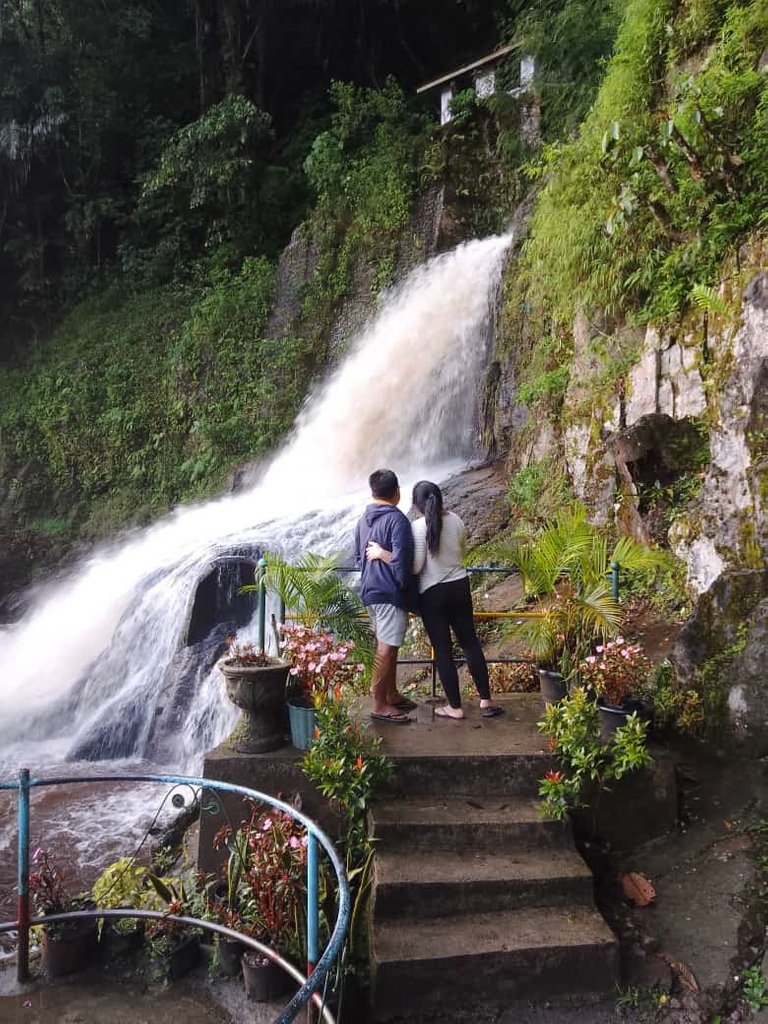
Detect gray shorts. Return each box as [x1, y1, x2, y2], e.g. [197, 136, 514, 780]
[367, 604, 408, 647]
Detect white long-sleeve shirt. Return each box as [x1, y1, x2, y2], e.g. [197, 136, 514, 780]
[412, 512, 469, 594]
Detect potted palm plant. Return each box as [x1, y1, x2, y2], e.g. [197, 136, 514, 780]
[501, 503, 658, 702]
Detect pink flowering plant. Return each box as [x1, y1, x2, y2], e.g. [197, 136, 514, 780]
[280, 623, 364, 707]
[578, 638, 651, 707]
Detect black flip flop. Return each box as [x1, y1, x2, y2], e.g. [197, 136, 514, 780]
[481, 706, 505, 718]
[394, 698, 418, 711]
[370, 711, 413, 724]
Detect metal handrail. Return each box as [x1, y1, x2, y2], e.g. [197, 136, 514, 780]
[0, 772, 351, 1024]
[260, 559, 622, 697]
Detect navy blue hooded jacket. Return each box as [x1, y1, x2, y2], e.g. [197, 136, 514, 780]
[354, 502, 414, 608]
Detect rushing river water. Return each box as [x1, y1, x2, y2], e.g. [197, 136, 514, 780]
[0, 233, 512, 919]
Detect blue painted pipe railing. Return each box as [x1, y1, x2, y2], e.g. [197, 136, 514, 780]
[0, 772, 350, 1024]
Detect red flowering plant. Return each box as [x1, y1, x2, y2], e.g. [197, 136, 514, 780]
[239, 806, 308, 960]
[301, 699, 393, 975]
[210, 803, 308, 961]
[280, 623, 364, 708]
[578, 637, 651, 708]
[29, 848, 93, 938]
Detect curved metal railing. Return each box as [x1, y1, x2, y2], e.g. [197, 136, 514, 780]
[0, 771, 351, 1024]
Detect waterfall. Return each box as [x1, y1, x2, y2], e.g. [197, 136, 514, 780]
[0, 233, 511, 774]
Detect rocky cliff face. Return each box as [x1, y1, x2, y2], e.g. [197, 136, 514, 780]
[488, 243, 768, 597]
[483, 232, 768, 751]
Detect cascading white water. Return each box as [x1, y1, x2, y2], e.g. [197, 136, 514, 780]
[0, 232, 511, 778]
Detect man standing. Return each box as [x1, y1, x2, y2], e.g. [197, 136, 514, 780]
[355, 469, 415, 723]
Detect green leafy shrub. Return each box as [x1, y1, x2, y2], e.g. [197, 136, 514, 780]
[0, 253, 315, 542]
[538, 686, 653, 820]
[507, 457, 572, 525]
[302, 700, 393, 979]
[521, 0, 768, 328]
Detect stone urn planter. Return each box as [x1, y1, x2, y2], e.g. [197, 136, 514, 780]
[220, 658, 291, 754]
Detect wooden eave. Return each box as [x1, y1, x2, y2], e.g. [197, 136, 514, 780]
[416, 43, 519, 95]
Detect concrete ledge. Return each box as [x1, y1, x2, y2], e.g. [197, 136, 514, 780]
[197, 742, 339, 876]
[572, 751, 678, 851]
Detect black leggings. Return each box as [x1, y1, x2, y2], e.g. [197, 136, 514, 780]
[419, 576, 489, 709]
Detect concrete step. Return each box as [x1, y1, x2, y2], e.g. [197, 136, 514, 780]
[370, 795, 570, 852]
[384, 752, 553, 797]
[372, 905, 619, 1021]
[374, 847, 594, 919]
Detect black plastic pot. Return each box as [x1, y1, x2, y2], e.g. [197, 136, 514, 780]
[241, 951, 291, 1002]
[100, 919, 145, 958]
[538, 668, 567, 705]
[42, 918, 99, 977]
[216, 936, 245, 976]
[149, 934, 201, 982]
[597, 702, 629, 743]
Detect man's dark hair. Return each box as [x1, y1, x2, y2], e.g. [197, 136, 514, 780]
[369, 469, 399, 501]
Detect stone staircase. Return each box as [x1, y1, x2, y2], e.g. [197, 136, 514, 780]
[367, 697, 619, 1021]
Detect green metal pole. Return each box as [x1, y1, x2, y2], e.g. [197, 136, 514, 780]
[257, 555, 267, 652]
[611, 561, 620, 602]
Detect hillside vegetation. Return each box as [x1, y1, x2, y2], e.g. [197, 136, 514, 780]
[1, 0, 766, 602]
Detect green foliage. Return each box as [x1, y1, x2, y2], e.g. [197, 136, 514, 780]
[0, 253, 315, 541]
[508, 457, 573, 526]
[537, 686, 652, 820]
[131, 96, 276, 279]
[620, 549, 693, 618]
[691, 282, 731, 317]
[302, 80, 429, 313]
[302, 700, 393, 974]
[643, 658, 704, 733]
[305, 80, 424, 240]
[513, 332, 572, 417]
[741, 965, 768, 1013]
[302, 701, 392, 857]
[262, 553, 374, 675]
[505, 0, 621, 139]
[495, 502, 659, 673]
[520, 0, 768, 328]
[516, 366, 570, 407]
[92, 858, 151, 910]
[694, 622, 748, 739]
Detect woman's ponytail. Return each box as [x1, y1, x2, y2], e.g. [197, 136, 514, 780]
[413, 480, 444, 555]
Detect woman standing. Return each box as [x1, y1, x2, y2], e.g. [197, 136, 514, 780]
[367, 480, 503, 720]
